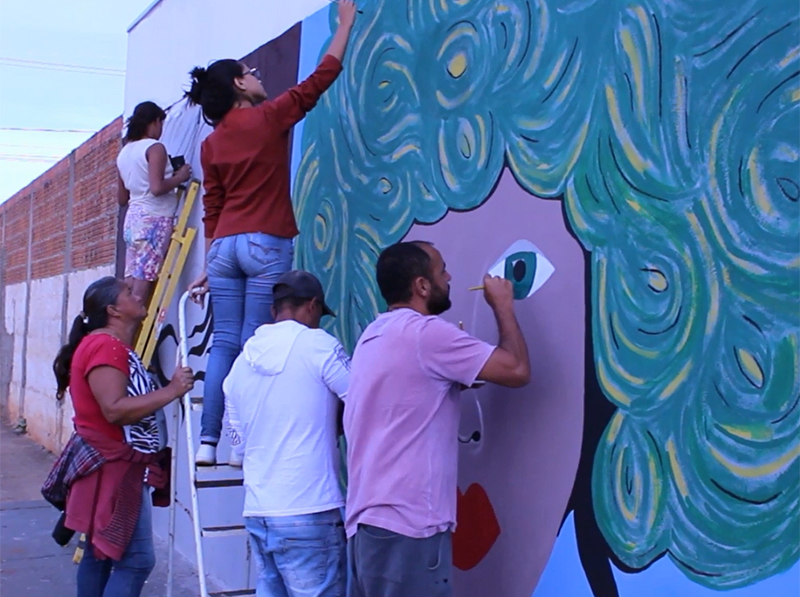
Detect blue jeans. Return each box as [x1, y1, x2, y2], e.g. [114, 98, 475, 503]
[201, 232, 294, 442]
[245, 509, 346, 597]
[76, 488, 155, 597]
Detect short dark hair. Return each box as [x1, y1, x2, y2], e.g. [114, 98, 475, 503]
[376, 241, 433, 306]
[273, 294, 313, 314]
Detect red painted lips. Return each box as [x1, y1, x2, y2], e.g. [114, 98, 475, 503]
[452, 483, 501, 571]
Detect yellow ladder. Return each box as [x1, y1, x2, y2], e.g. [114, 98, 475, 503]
[135, 179, 200, 368]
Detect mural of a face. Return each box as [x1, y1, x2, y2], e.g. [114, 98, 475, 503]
[406, 169, 586, 597]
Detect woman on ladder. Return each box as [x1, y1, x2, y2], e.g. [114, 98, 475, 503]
[117, 101, 192, 307]
[186, 0, 358, 466]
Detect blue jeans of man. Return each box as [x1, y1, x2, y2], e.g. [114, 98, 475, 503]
[200, 232, 293, 442]
[245, 509, 346, 597]
[76, 489, 155, 597]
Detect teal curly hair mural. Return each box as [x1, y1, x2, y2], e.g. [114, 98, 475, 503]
[293, 0, 799, 592]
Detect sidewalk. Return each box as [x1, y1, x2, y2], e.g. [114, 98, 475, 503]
[0, 420, 202, 596]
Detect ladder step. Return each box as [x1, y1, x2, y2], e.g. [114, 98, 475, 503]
[195, 466, 244, 489]
[202, 524, 248, 538]
[195, 477, 244, 489]
[209, 590, 255, 596]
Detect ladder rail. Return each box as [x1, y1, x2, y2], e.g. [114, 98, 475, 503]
[179, 291, 211, 597]
[166, 347, 182, 597]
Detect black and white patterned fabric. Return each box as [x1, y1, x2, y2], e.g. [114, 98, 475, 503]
[123, 349, 165, 454]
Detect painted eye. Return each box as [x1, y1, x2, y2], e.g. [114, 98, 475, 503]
[487, 240, 555, 300]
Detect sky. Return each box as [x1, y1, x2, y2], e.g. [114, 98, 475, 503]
[0, 0, 150, 203]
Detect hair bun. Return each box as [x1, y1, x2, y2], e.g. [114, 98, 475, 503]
[185, 66, 207, 104]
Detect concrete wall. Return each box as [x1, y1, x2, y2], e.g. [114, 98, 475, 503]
[0, 119, 122, 452]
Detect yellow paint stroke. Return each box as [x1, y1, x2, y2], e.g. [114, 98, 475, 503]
[391, 143, 420, 161]
[615, 450, 641, 522]
[607, 411, 625, 443]
[611, 312, 659, 358]
[438, 129, 458, 190]
[378, 80, 390, 89]
[565, 179, 589, 233]
[620, 26, 646, 117]
[314, 214, 328, 252]
[329, 129, 352, 192]
[686, 211, 720, 335]
[647, 455, 660, 528]
[556, 54, 582, 105]
[517, 116, 550, 130]
[457, 118, 476, 159]
[748, 147, 774, 216]
[792, 88, 800, 102]
[737, 347, 765, 388]
[383, 95, 399, 113]
[475, 114, 487, 167]
[598, 359, 633, 406]
[439, 0, 448, 13]
[670, 246, 698, 354]
[383, 61, 419, 100]
[648, 269, 668, 292]
[719, 424, 773, 441]
[709, 442, 800, 479]
[524, 0, 549, 80]
[779, 46, 800, 68]
[633, 5, 655, 68]
[666, 438, 689, 497]
[658, 360, 692, 400]
[436, 85, 476, 109]
[355, 221, 382, 249]
[377, 113, 420, 144]
[437, 23, 479, 60]
[626, 197, 643, 213]
[606, 84, 650, 173]
[544, 47, 567, 89]
[448, 52, 468, 78]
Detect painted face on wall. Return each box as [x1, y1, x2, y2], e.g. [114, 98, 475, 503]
[405, 168, 587, 597]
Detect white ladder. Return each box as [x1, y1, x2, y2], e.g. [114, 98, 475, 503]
[167, 291, 254, 597]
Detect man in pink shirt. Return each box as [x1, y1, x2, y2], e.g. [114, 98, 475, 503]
[344, 241, 531, 597]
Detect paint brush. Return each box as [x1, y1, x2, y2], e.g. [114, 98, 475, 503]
[468, 285, 484, 291]
[328, 0, 364, 14]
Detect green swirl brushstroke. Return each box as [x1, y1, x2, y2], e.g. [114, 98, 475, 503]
[293, 0, 800, 588]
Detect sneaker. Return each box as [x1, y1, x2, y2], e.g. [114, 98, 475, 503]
[228, 450, 243, 468]
[195, 443, 217, 466]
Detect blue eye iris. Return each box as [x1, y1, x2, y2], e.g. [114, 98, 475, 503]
[504, 251, 537, 300]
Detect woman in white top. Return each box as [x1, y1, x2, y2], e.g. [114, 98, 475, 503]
[117, 101, 191, 304]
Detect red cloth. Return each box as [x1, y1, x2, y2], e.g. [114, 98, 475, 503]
[200, 54, 343, 241]
[65, 425, 168, 561]
[69, 334, 130, 442]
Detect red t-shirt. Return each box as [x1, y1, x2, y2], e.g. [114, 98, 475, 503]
[200, 54, 343, 241]
[69, 334, 130, 442]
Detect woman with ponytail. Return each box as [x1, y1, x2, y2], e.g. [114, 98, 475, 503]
[46, 277, 194, 597]
[184, 1, 358, 466]
[116, 101, 192, 306]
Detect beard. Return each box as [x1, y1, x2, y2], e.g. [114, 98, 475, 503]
[427, 283, 452, 315]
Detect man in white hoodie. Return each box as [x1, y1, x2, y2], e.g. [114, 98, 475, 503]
[223, 270, 350, 597]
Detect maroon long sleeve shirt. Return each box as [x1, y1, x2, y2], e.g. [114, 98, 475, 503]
[200, 54, 343, 241]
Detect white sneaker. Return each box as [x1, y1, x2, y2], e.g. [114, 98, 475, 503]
[195, 444, 217, 466]
[228, 450, 243, 468]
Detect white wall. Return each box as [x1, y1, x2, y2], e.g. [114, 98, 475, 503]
[124, 1, 329, 591]
[2, 265, 113, 453]
[124, 0, 329, 119]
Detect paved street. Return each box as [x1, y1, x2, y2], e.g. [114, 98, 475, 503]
[0, 420, 202, 596]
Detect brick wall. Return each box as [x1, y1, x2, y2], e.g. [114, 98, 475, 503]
[0, 117, 122, 285]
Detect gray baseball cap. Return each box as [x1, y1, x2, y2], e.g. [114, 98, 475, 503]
[273, 270, 336, 317]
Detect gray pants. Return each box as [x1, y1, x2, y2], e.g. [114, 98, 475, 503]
[347, 525, 453, 597]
